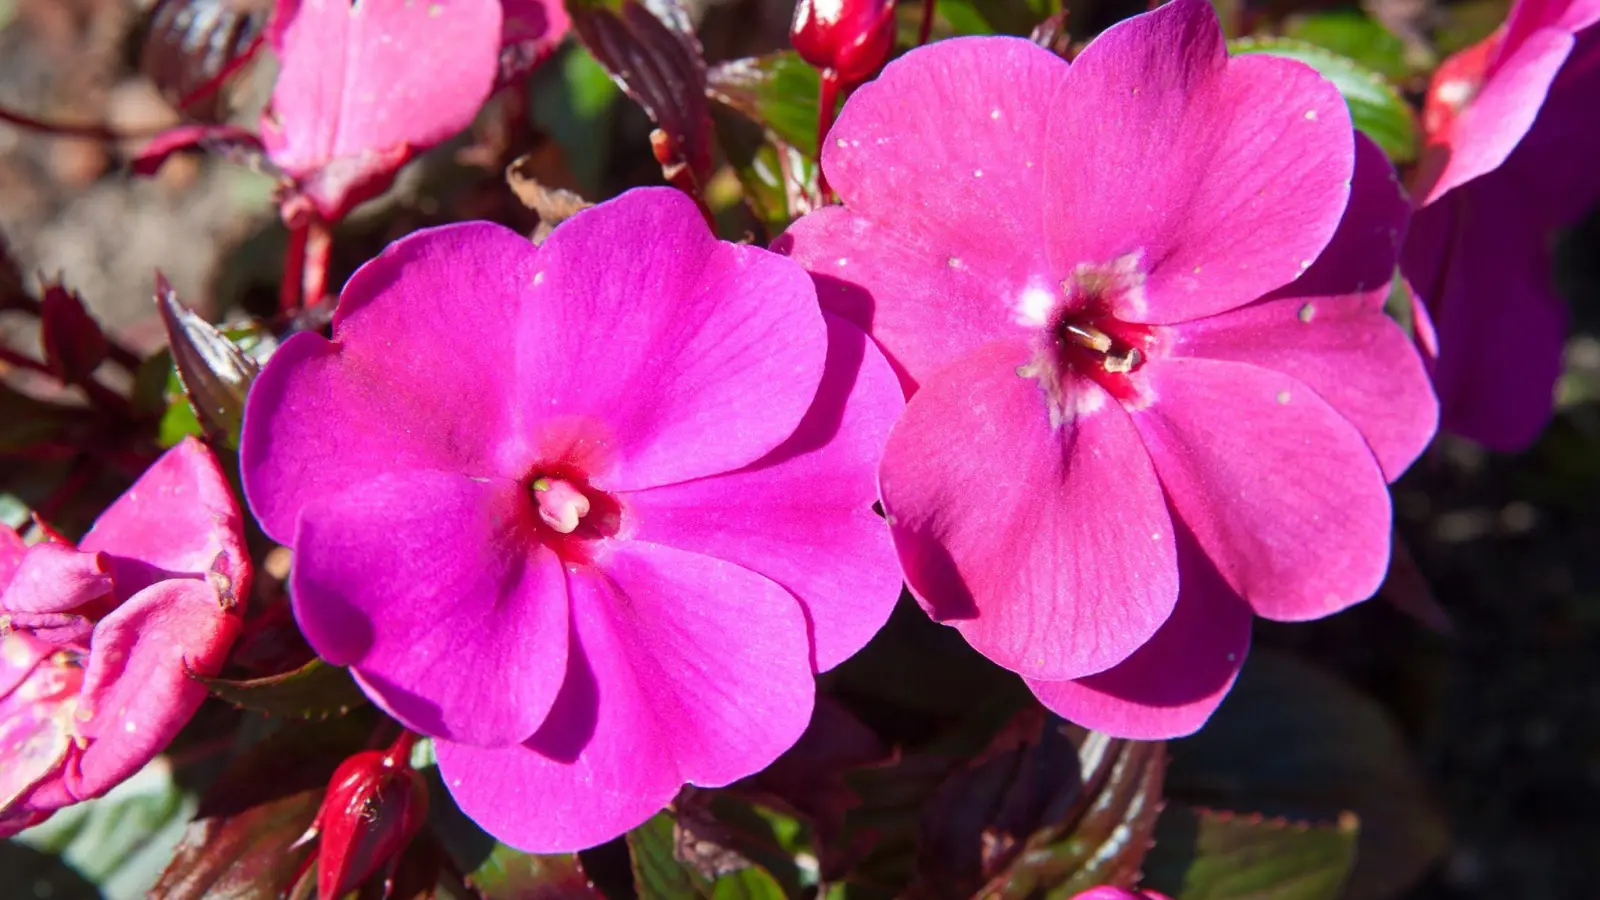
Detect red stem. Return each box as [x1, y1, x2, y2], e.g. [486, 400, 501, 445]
[917, 0, 937, 46]
[303, 217, 333, 307]
[0, 344, 139, 420]
[280, 220, 309, 314]
[0, 103, 162, 142]
[816, 70, 842, 204]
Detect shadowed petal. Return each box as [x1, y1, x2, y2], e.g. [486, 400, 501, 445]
[1132, 357, 1392, 622]
[291, 470, 569, 748]
[878, 342, 1178, 681]
[435, 541, 813, 852]
[1027, 525, 1252, 739]
[1177, 136, 1437, 481]
[1043, 0, 1352, 324]
[625, 314, 904, 671]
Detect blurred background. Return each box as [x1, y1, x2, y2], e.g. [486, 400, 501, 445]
[1, 0, 1598, 897]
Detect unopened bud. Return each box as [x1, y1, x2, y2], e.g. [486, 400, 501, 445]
[39, 281, 108, 386]
[791, 0, 897, 85]
[302, 733, 429, 900]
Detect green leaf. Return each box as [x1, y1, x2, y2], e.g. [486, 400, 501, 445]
[628, 810, 793, 900]
[1230, 37, 1420, 164]
[707, 52, 820, 158]
[711, 108, 818, 237]
[193, 658, 368, 720]
[911, 710, 1167, 898]
[154, 274, 260, 450]
[1281, 11, 1427, 80]
[11, 757, 196, 900]
[1163, 652, 1449, 900]
[1142, 805, 1359, 900]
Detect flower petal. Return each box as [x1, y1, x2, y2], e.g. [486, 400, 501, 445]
[0, 633, 78, 815]
[1176, 136, 1437, 481]
[878, 342, 1178, 681]
[290, 470, 569, 747]
[435, 541, 813, 852]
[241, 222, 537, 544]
[1132, 357, 1392, 621]
[1043, 0, 1352, 324]
[780, 36, 1069, 386]
[1420, 28, 1573, 205]
[0, 544, 109, 615]
[1402, 178, 1565, 451]
[624, 313, 904, 671]
[1026, 525, 1252, 740]
[264, 0, 501, 178]
[69, 579, 239, 800]
[80, 437, 249, 594]
[515, 188, 827, 491]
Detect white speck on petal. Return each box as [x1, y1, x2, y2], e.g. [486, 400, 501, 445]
[836, 258, 848, 267]
[533, 271, 544, 285]
[1298, 302, 1316, 323]
[1277, 390, 1292, 404]
[947, 257, 965, 269]
[125, 720, 137, 733]
[1299, 259, 1313, 269]
[1015, 285, 1055, 328]
[1227, 652, 1237, 662]
[973, 169, 983, 178]
[990, 108, 1001, 120]
[836, 137, 848, 148]
[1305, 109, 1317, 120]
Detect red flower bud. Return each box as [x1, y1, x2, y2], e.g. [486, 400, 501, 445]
[301, 733, 429, 900]
[791, 0, 898, 85]
[39, 281, 108, 386]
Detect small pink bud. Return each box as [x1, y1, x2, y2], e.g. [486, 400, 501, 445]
[305, 733, 429, 900]
[790, 0, 898, 85]
[38, 281, 108, 386]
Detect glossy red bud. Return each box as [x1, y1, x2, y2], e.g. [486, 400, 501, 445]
[790, 0, 897, 85]
[303, 733, 428, 900]
[39, 281, 108, 386]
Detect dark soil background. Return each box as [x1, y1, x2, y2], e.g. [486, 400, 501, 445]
[2, 0, 1597, 897]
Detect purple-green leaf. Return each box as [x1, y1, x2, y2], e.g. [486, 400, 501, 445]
[1142, 805, 1359, 900]
[192, 658, 368, 721]
[154, 273, 259, 450]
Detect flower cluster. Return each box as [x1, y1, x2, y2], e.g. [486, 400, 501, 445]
[1, 439, 247, 834]
[0, 0, 1591, 884]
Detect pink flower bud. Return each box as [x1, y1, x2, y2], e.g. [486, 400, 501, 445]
[790, 0, 897, 84]
[38, 281, 108, 387]
[304, 733, 429, 900]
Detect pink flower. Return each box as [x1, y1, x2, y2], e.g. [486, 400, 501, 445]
[0, 438, 248, 835]
[1068, 889, 1171, 900]
[239, 187, 904, 851]
[1401, 0, 1600, 450]
[778, 0, 1437, 739]
[262, 0, 508, 223]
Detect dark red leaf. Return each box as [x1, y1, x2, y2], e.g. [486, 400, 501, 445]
[150, 717, 373, 900]
[568, 0, 713, 190]
[154, 272, 259, 449]
[39, 281, 109, 387]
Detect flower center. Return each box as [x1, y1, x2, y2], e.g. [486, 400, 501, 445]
[1016, 256, 1158, 424]
[522, 466, 621, 564]
[530, 477, 590, 534]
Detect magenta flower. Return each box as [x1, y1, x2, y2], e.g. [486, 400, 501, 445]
[0, 438, 248, 835]
[262, 0, 507, 223]
[1401, 0, 1600, 451]
[778, 0, 1437, 739]
[240, 188, 904, 851]
[1067, 889, 1171, 900]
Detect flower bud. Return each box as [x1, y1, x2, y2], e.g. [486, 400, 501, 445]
[791, 0, 898, 85]
[302, 734, 429, 900]
[39, 281, 108, 387]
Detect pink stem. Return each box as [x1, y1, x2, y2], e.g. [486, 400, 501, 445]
[280, 220, 309, 315]
[0, 103, 161, 142]
[302, 218, 333, 307]
[816, 70, 843, 203]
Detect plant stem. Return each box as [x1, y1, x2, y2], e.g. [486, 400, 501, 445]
[816, 70, 842, 203]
